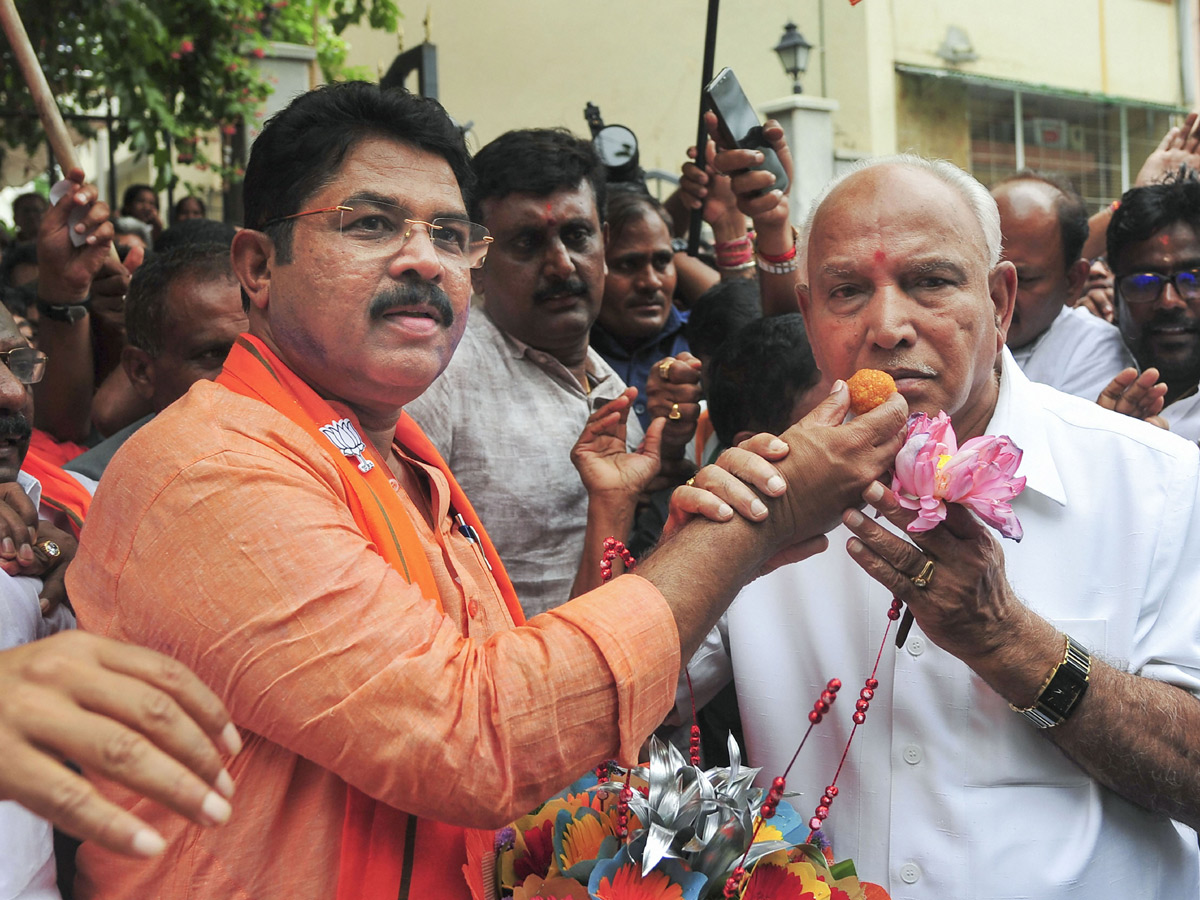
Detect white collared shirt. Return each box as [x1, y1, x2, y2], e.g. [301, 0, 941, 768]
[1162, 390, 1200, 443]
[1009, 305, 1135, 401]
[728, 350, 1200, 899]
[1, 471, 75, 900]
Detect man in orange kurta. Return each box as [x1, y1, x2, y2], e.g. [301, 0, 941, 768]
[68, 82, 906, 900]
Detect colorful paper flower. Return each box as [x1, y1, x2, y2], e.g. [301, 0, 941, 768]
[741, 859, 832, 900]
[891, 412, 1026, 540]
[553, 807, 620, 881]
[587, 846, 706, 900]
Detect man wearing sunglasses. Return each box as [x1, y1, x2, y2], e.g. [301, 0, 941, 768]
[1110, 169, 1200, 440]
[67, 82, 906, 900]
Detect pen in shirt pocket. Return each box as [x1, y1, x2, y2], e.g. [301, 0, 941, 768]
[454, 513, 492, 571]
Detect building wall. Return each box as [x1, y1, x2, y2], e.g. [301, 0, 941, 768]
[342, 0, 821, 172]
[342, 0, 1188, 172]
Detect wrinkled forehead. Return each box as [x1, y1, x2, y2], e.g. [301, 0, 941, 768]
[808, 164, 990, 272]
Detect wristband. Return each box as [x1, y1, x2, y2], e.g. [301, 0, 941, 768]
[717, 259, 756, 272]
[36, 297, 90, 323]
[1010, 634, 1091, 728]
[755, 255, 800, 275]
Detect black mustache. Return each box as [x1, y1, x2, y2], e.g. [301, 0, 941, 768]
[533, 278, 588, 304]
[0, 414, 31, 442]
[368, 281, 455, 328]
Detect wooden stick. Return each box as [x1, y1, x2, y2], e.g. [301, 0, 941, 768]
[0, 0, 80, 174]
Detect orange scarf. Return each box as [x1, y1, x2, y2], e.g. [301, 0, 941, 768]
[24, 432, 91, 538]
[217, 334, 522, 900]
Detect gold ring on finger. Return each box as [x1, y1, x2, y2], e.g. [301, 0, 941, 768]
[659, 359, 673, 382]
[910, 558, 935, 589]
[668, 403, 682, 420]
[35, 539, 62, 560]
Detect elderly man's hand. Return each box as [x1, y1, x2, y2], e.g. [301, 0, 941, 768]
[646, 353, 703, 455]
[843, 481, 1022, 659]
[668, 381, 908, 571]
[0, 631, 241, 857]
[1096, 367, 1170, 429]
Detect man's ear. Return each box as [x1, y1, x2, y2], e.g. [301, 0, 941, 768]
[121, 345, 156, 403]
[470, 264, 486, 299]
[1065, 257, 1090, 302]
[231, 229, 275, 312]
[796, 283, 812, 320]
[990, 261, 1018, 349]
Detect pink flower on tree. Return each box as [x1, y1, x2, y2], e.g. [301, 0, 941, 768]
[891, 412, 1026, 541]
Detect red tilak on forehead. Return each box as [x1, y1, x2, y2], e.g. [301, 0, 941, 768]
[543, 201, 556, 229]
[1160, 234, 1172, 246]
[874, 249, 887, 263]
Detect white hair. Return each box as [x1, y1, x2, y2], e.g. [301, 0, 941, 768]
[800, 154, 1002, 270]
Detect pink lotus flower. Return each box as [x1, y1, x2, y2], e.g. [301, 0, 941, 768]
[891, 412, 1026, 541]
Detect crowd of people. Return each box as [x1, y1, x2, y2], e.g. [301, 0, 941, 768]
[0, 78, 1198, 899]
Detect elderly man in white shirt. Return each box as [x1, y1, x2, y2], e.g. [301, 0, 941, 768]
[705, 151, 1200, 898]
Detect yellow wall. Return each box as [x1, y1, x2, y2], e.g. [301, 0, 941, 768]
[340, 0, 1185, 168]
[891, 0, 1180, 101]
[343, 0, 821, 172]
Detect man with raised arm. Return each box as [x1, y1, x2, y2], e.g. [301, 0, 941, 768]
[68, 83, 905, 900]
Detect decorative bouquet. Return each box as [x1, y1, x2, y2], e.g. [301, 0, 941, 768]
[467, 736, 889, 900]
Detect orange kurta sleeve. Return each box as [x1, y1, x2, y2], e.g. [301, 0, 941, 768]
[69, 381, 680, 900]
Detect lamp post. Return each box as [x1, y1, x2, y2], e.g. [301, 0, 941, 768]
[773, 21, 813, 94]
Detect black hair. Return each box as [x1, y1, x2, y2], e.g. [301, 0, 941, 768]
[470, 128, 605, 225]
[1108, 167, 1200, 274]
[155, 218, 237, 254]
[0, 243, 36, 289]
[994, 169, 1089, 269]
[243, 81, 474, 263]
[707, 313, 820, 447]
[172, 195, 207, 223]
[125, 242, 235, 356]
[604, 190, 672, 245]
[121, 183, 157, 216]
[683, 279, 762, 362]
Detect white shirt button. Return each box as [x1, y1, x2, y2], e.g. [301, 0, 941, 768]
[900, 862, 922, 884]
[903, 744, 923, 765]
[906, 636, 926, 657]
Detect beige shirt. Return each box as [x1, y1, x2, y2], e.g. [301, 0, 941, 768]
[407, 307, 642, 616]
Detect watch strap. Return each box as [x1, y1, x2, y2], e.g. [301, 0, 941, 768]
[36, 297, 90, 323]
[1010, 634, 1091, 728]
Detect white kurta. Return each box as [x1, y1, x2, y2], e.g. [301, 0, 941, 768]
[0, 471, 75, 900]
[1162, 390, 1200, 443]
[729, 351, 1200, 899]
[1009, 305, 1135, 401]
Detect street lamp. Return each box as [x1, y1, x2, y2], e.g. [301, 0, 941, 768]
[773, 22, 813, 94]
